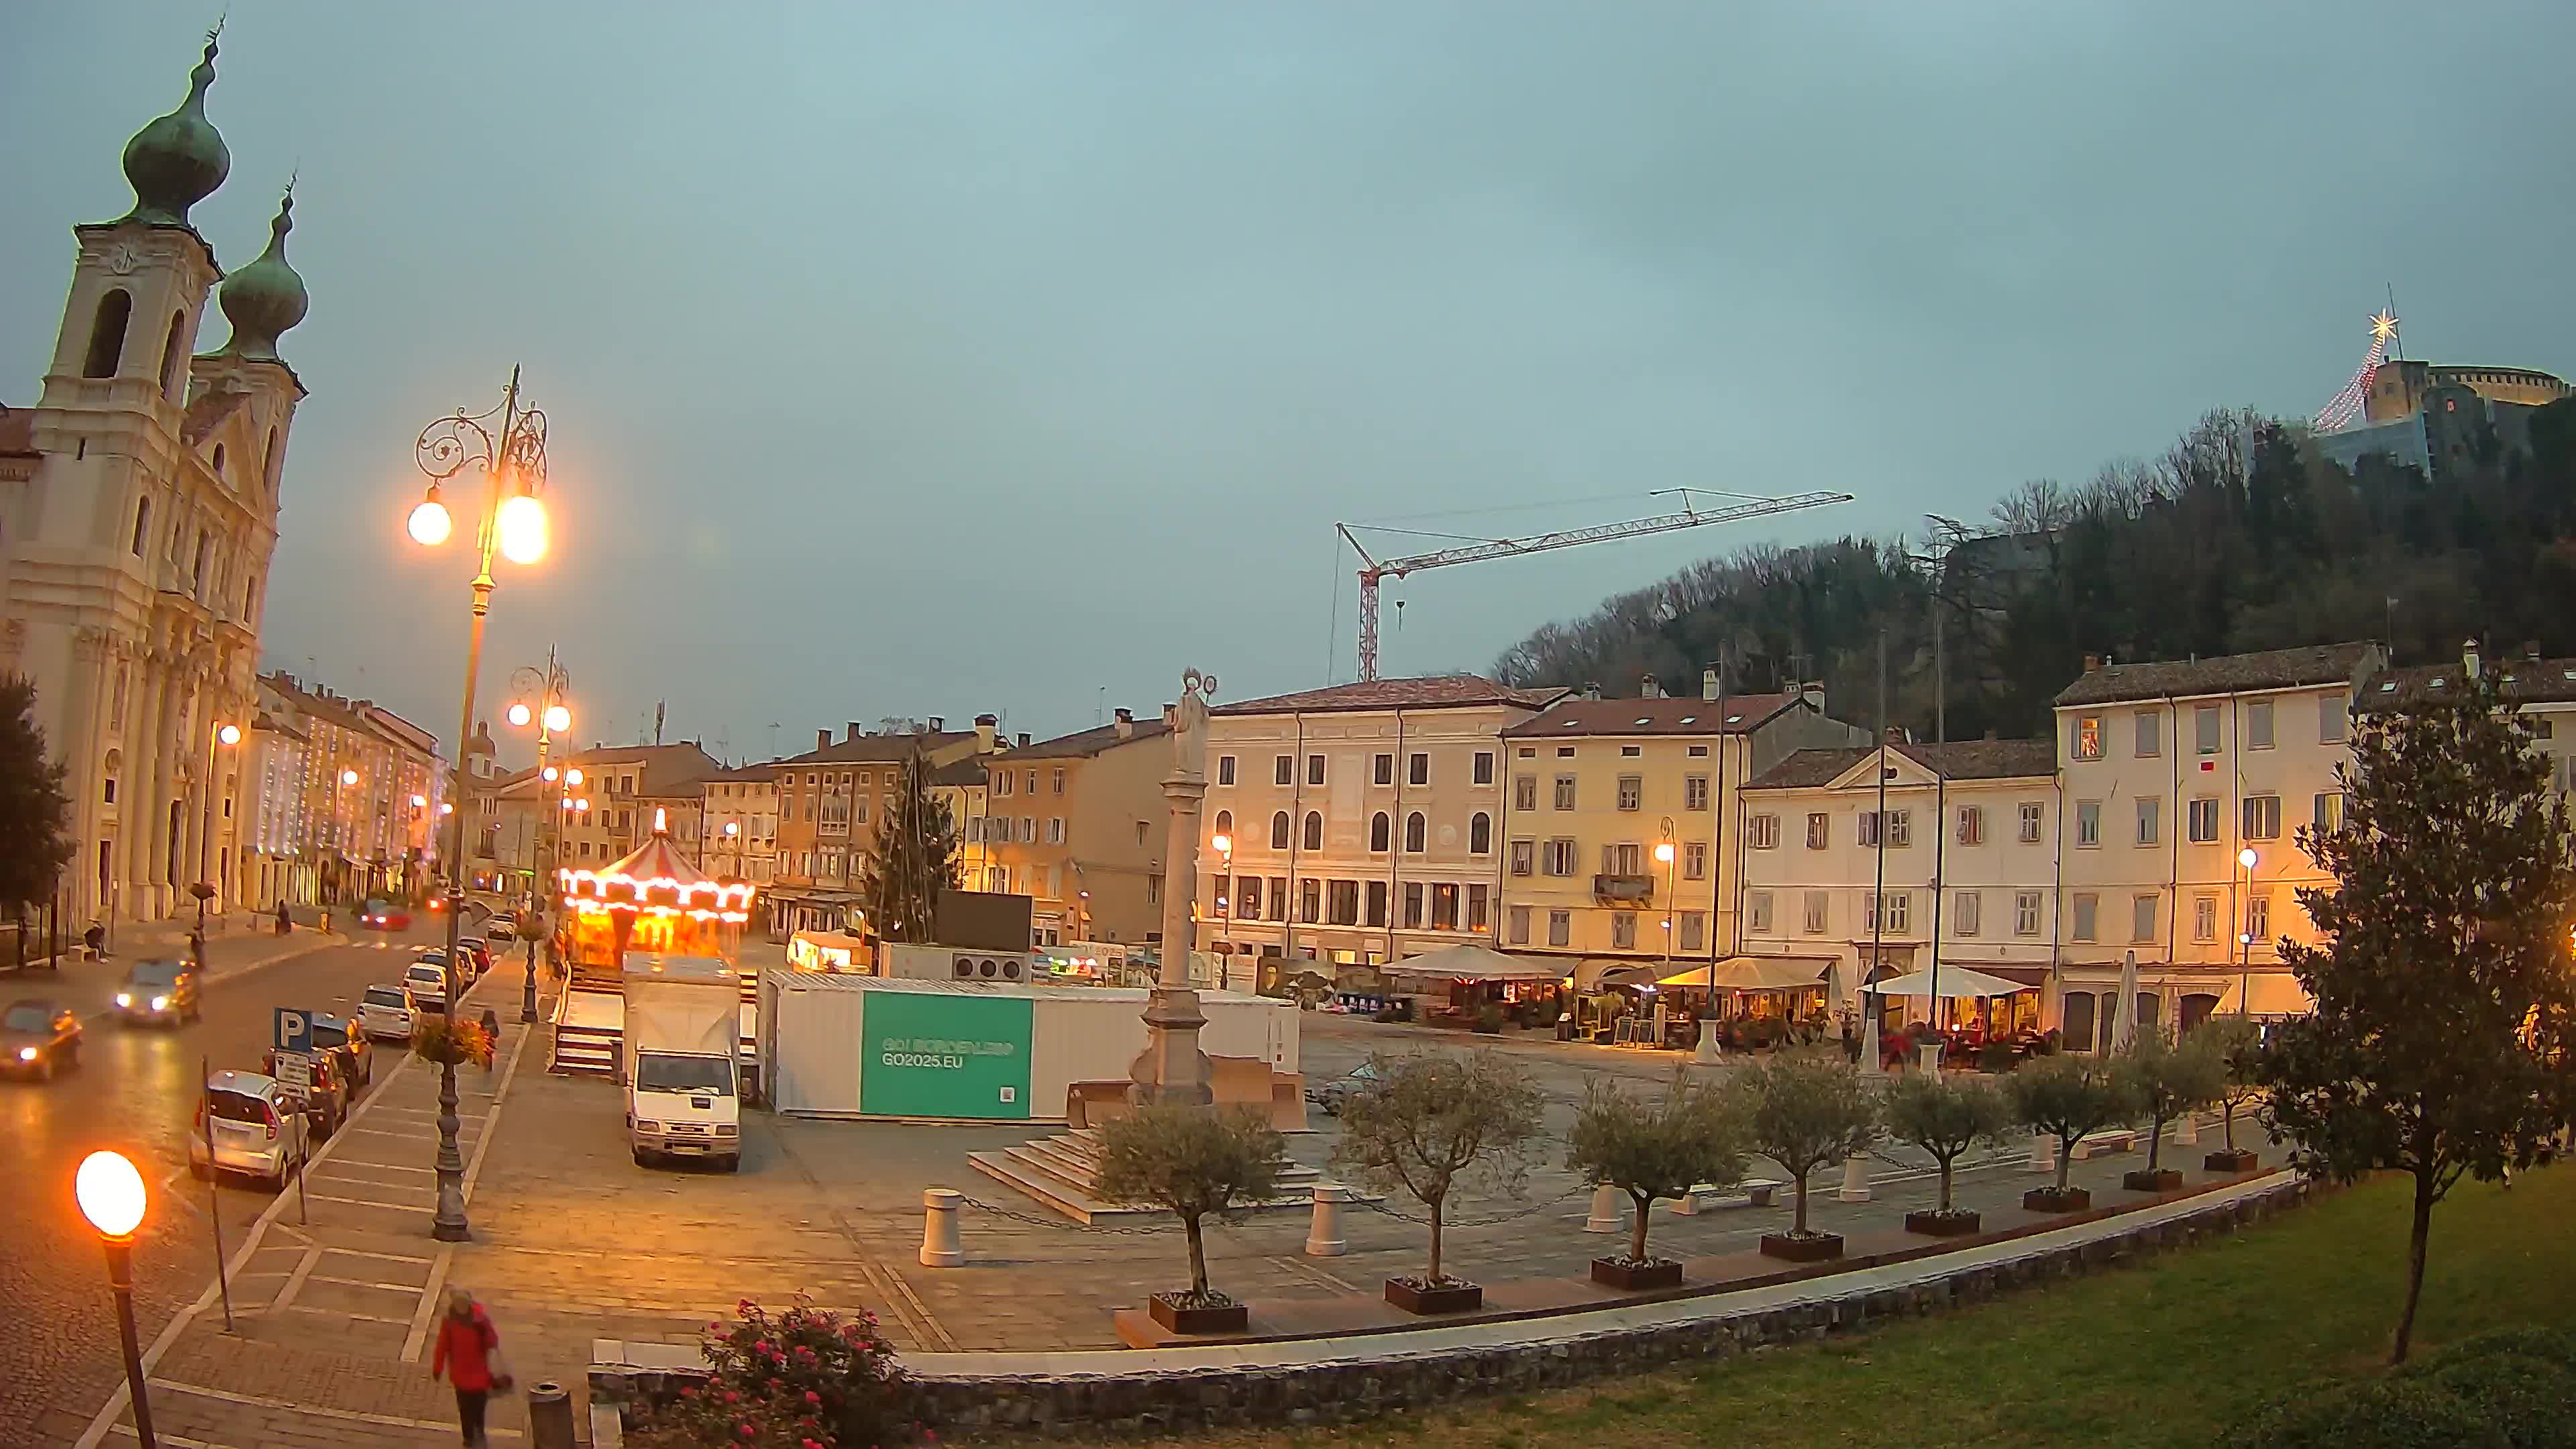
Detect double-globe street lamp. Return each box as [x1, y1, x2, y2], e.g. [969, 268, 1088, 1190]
[407, 368, 551, 1243]
[76, 1150, 156, 1447]
[505, 651, 572, 1023]
[192, 720, 243, 963]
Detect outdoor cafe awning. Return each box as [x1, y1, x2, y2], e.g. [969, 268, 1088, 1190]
[1656, 956, 1831, 991]
[1378, 943, 1563, 983]
[1864, 965, 2034, 999]
[2218, 973, 2313, 1018]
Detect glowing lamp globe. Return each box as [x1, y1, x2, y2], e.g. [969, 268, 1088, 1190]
[1654, 842, 1676, 864]
[575, 797, 590, 812]
[410, 794, 427, 808]
[494, 493, 547, 565]
[1211, 833, 1232, 855]
[565, 768, 584, 786]
[541, 765, 559, 782]
[76, 1150, 146, 1238]
[216, 723, 241, 746]
[407, 496, 453, 546]
[507, 702, 533, 728]
[341, 769, 359, 786]
[2239, 847, 2259, 870]
[543, 704, 571, 733]
[441, 802, 453, 814]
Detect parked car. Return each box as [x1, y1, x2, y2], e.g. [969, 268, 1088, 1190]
[486, 912, 518, 943]
[1, 998, 83, 1080]
[358, 983, 416, 1041]
[1304, 1061, 1382, 1117]
[307, 1013, 372, 1089]
[405, 955, 452, 1014]
[456, 937, 492, 979]
[264, 1047, 352, 1137]
[113, 957, 201, 1026]
[189, 1071, 307, 1188]
[359, 898, 413, 931]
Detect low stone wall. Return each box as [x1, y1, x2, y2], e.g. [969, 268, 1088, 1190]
[903, 1177, 2310, 1436]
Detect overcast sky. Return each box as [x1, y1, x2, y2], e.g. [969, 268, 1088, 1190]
[7, 3, 2571, 765]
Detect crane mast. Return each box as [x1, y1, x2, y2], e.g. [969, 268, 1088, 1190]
[1340, 489, 1854, 682]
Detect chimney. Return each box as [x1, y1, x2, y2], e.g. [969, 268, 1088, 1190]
[1113, 706, 1134, 739]
[2463, 638, 2481, 680]
[1017, 732, 1032, 748]
[1801, 680, 1826, 712]
[2525, 640, 2542, 661]
[2082, 653, 2102, 674]
[1582, 682, 1602, 701]
[975, 714, 998, 752]
[928, 716, 945, 733]
[1701, 667, 1721, 701]
[1640, 674, 1660, 699]
[816, 729, 831, 752]
[1884, 726, 1906, 745]
[846, 721, 863, 743]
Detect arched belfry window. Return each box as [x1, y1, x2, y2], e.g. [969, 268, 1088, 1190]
[84, 289, 133, 378]
[159, 311, 188, 398]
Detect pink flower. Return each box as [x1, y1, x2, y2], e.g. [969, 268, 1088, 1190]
[738, 1425, 755, 1440]
[722, 1391, 739, 1405]
[804, 1390, 822, 1405]
[753, 1340, 772, 1354]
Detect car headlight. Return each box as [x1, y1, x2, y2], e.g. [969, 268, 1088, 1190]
[151, 996, 169, 1012]
[15, 1047, 35, 1062]
[115, 993, 132, 1008]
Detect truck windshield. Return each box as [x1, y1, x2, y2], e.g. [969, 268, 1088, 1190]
[636, 1055, 735, 1095]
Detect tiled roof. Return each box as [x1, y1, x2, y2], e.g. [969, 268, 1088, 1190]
[1501, 694, 1801, 739]
[557, 742, 727, 796]
[929, 758, 989, 788]
[1746, 739, 2056, 790]
[704, 762, 782, 784]
[2361, 657, 2576, 710]
[992, 718, 1172, 760]
[2053, 643, 2381, 708]
[773, 731, 975, 765]
[180, 390, 248, 446]
[1214, 675, 1566, 717]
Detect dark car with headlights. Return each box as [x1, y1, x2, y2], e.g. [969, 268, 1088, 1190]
[2, 999, 83, 1079]
[114, 957, 201, 1026]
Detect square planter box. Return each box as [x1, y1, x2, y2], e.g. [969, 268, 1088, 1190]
[1383, 1278, 1483, 1315]
[2204, 1148, 2261, 1174]
[1759, 1232, 1844, 1263]
[2023, 1186, 2092, 1214]
[1904, 1209, 1982, 1237]
[1147, 1293, 1247, 1336]
[2123, 1167, 2184, 1193]
[1591, 1256, 1684, 1291]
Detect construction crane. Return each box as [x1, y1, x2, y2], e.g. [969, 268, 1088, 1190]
[1337, 488, 1854, 682]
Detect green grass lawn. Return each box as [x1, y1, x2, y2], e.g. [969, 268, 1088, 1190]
[1063, 1166, 2575, 1449]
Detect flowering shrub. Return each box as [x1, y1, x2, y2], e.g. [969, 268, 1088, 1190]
[411, 1016, 493, 1068]
[632, 1296, 902, 1448]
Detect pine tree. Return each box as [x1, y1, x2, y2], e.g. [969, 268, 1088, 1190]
[856, 751, 960, 944]
[2260, 664, 2576, 1364]
[0, 676, 76, 959]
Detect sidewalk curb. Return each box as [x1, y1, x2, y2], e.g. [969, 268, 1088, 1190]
[69, 962, 532, 1449]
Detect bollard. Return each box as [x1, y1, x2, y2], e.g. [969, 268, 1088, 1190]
[526, 1381, 576, 1449]
[1835, 1152, 1872, 1203]
[920, 1187, 965, 1268]
[1583, 1183, 1623, 1233]
[1304, 1183, 1351, 1256]
[2027, 1131, 2058, 1175]
[2175, 1112, 2200, 1147]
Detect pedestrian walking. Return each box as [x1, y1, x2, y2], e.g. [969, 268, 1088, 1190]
[276, 900, 292, 935]
[431, 1287, 511, 1447]
[479, 1006, 501, 1074]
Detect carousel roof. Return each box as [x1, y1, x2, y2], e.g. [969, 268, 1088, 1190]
[560, 810, 756, 918]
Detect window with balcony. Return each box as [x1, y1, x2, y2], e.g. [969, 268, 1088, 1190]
[1603, 841, 1643, 874]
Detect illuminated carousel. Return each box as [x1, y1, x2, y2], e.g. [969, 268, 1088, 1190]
[548, 809, 760, 1079]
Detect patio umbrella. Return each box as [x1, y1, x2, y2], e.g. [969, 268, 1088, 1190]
[1858, 962, 1881, 1069]
[2110, 950, 2139, 1053]
[1861, 965, 2033, 1000]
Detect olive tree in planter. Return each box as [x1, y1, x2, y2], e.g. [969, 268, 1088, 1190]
[1727, 1051, 1882, 1263]
[1332, 1051, 1545, 1314]
[1566, 1067, 1749, 1289]
[2008, 1053, 2139, 1213]
[1094, 1104, 1286, 1335]
[2193, 1016, 2267, 1173]
[2116, 1027, 2224, 1193]
[1884, 1069, 2015, 1236]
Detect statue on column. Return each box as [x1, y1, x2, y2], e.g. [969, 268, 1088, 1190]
[1131, 667, 1220, 1109]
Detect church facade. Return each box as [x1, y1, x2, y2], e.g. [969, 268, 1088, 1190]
[0, 30, 311, 925]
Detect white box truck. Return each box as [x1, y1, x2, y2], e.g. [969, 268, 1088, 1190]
[621, 955, 743, 1171]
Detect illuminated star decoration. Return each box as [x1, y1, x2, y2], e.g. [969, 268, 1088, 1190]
[2313, 309, 2399, 433]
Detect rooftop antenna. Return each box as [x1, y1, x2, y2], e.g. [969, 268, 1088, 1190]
[2385, 282, 2404, 361]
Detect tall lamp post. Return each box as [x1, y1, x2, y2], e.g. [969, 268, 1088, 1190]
[1211, 832, 1234, 991]
[193, 721, 241, 961]
[77, 1150, 156, 1448]
[406, 368, 551, 1242]
[506, 652, 572, 1023]
[2237, 847, 2258, 1014]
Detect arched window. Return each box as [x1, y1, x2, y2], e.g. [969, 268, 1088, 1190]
[102, 749, 121, 805]
[129, 496, 151, 557]
[158, 311, 187, 398]
[1370, 812, 1390, 853]
[1302, 811, 1323, 851]
[1469, 811, 1492, 855]
[262, 425, 281, 497]
[1404, 811, 1426, 853]
[1212, 809, 1232, 841]
[1270, 811, 1290, 850]
[84, 289, 132, 378]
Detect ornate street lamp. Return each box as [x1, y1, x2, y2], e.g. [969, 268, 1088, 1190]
[505, 648, 571, 1022]
[407, 368, 551, 1243]
[77, 1150, 156, 1448]
[193, 721, 242, 961]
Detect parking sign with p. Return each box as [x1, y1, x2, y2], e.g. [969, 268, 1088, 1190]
[273, 1008, 311, 1055]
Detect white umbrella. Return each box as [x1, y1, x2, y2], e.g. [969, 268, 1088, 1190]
[1862, 965, 2032, 1000]
[2110, 949, 2139, 1053]
[1858, 963, 1880, 1069]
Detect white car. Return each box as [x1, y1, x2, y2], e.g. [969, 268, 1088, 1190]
[358, 983, 415, 1040]
[404, 957, 451, 1014]
[187, 1071, 307, 1189]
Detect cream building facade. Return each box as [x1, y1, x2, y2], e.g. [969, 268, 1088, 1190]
[702, 763, 780, 885]
[1199, 676, 1564, 968]
[1, 34, 311, 923]
[1738, 739, 2061, 1030]
[1495, 674, 1866, 971]
[977, 709, 1173, 945]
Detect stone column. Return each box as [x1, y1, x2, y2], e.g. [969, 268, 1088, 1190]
[1130, 669, 1218, 1109]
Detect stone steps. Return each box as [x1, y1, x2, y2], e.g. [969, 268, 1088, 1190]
[967, 1129, 1322, 1224]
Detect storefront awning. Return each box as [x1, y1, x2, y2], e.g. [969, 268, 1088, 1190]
[1865, 965, 2033, 999]
[1656, 956, 1831, 991]
[1379, 943, 1563, 982]
[2218, 973, 2313, 1018]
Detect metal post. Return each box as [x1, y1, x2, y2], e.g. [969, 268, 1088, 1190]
[103, 1236, 157, 1448]
[198, 1056, 232, 1331]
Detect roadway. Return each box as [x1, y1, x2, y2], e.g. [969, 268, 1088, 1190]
[0, 918, 529, 1444]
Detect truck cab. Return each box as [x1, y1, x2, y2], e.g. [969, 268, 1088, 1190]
[621, 955, 742, 1171]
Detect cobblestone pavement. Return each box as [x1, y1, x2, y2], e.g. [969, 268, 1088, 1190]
[0, 920, 441, 1446]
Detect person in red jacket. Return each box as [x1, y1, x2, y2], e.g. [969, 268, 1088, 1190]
[431, 1287, 508, 1447]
